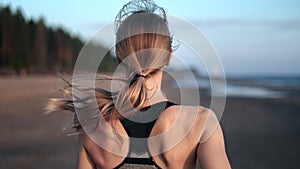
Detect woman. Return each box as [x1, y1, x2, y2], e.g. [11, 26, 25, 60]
[47, 0, 231, 168]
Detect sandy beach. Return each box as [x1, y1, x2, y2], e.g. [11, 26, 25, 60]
[0, 76, 299, 169]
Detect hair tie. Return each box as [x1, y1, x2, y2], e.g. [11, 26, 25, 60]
[135, 73, 146, 78]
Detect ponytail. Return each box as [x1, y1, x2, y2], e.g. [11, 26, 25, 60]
[45, 72, 152, 133]
[45, 75, 120, 132]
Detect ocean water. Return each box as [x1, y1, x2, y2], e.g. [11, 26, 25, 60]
[171, 75, 300, 99]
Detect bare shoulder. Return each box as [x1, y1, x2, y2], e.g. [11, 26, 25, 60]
[186, 105, 215, 134]
[154, 105, 212, 134]
[162, 104, 210, 114]
[167, 104, 212, 119]
[195, 105, 212, 120]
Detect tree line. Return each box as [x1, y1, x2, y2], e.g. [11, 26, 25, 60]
[0, 5, 116, 76]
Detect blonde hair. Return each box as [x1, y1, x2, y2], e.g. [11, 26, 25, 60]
[46, 0, 172, 133]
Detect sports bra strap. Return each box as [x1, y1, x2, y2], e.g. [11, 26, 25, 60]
[114, 101, 176, 169]
[120, 101, 176, 138]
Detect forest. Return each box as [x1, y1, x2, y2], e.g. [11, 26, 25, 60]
[0, 5, 116, 76]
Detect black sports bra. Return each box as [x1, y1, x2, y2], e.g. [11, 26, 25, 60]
[114, 101, 176, 169]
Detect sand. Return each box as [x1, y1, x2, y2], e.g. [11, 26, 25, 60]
[0, 76, 299, 169]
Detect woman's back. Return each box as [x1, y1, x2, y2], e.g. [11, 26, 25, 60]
[78, 101, 224, 169]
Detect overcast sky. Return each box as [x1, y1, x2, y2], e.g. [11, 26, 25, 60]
[2, 0, 300, 76]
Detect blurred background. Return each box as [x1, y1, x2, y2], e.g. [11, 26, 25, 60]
[0, 0, 299, 168]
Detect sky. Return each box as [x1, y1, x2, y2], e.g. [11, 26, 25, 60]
[1, 0, 300, 76]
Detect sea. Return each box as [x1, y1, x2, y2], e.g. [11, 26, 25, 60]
[171, 75, 300, 99]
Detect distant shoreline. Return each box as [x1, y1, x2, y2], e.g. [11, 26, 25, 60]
[1, 74, 300, 99]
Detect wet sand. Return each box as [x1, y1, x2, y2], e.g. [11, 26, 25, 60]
[0, 76, 77, 169]
[0, 76, 299, 169]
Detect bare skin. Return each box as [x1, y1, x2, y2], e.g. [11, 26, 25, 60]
[77, 70, 231, 169]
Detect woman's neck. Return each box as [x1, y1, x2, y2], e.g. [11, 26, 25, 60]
[143, 70, 167, 107]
